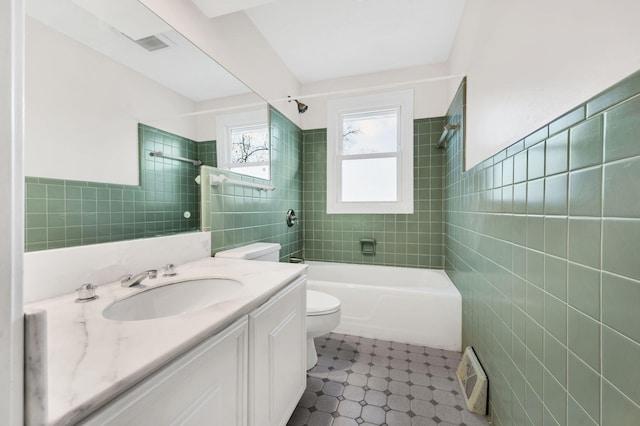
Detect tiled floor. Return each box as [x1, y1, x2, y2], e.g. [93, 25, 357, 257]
[287, 333, 489, 426]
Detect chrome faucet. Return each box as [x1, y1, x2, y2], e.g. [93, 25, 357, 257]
[120, 269, 157, 287]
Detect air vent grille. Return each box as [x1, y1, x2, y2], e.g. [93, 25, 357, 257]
[456, 346, 488, 415]
[133, 35, 168, 52]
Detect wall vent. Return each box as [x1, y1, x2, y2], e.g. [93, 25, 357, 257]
[456, 346, 488, 415]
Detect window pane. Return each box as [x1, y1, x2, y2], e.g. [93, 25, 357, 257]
[230, 125, 269, 164]
[342, 109, 397, 155]
[341, 157, 397, 202]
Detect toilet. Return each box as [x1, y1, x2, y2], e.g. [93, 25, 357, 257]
[215, 243, 341, 369]
[305, 289, 341, 368]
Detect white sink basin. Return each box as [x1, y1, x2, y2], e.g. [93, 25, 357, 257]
[103, 278, 243, 321]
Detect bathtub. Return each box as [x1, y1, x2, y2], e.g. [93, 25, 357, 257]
[306, 261, 461, 351]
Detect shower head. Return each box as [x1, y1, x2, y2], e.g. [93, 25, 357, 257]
[295, 100, 309, 114]
[288, 96, 309, 114]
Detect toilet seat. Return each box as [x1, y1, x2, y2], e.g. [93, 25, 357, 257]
[307, 290, 341, 316]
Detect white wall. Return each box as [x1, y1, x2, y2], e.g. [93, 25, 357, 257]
[25, 17, 198, 185]
[1, 0, 24, 423]
[140, 0, 302, 127]
[449, 0, 640, 169]
[299, 63, 456, 130]
[193, 92, 267, 141]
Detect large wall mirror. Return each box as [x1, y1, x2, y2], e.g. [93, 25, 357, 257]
[24, 0, 269, 251]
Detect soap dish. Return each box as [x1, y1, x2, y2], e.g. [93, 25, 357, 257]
[360, 238, 376, 255]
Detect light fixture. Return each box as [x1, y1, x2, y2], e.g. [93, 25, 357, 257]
[288, 96, 309, 114]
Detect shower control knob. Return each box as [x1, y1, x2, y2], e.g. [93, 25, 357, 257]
[286, 209, 297, 227]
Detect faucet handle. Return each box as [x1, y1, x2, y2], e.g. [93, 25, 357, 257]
[162, 264, 177, 277]
[120, 274, 133, 284]
[75, 283, 97, 303]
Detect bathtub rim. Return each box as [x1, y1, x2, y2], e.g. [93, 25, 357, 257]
[304, 260, 460, 295]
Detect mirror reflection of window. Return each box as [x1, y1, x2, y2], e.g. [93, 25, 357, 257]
[216, 108, 270, 180]
[229, 124, 270, 179]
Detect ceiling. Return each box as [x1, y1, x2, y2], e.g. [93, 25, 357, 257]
[27, 0, 467, 102]
[241, 0, 466, 83]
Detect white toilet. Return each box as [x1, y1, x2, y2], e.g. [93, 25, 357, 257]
[305, 289, 341, 368]
[215, 243, 341, 369]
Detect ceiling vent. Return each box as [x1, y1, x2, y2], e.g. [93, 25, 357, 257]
[132, 35, 169, 52]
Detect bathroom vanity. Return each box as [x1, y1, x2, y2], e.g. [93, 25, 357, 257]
[24, 257, 307, 426]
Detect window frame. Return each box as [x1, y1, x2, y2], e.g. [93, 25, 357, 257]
[216, 109, 270, 181]
[326, 89, 414, 214]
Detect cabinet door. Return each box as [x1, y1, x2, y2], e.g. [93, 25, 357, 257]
[249, 276, 306, 426]
[81, 317, 248, 426]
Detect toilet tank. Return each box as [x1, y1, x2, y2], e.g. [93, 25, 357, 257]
[214, 243, 281, 262]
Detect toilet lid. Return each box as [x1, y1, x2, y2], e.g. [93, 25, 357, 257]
[307, 290, 341, 316]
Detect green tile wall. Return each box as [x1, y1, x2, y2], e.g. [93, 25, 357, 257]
[201, 106, 303, 260]
[301, 118, 445, 268]
[444, 71, 640, 425]
[25, 124, 201, 251]
[196, 140, 217, 167]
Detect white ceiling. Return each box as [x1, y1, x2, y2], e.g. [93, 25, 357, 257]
[244, 0, 466, 83]
[27, 0, 467, 103]
[191, 0, 278, 19]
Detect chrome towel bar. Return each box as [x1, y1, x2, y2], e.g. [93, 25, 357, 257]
[149, 151, 202, 167]
[210, 174, 275, 192]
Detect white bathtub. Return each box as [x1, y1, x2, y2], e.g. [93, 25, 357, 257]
[306, 261, 461, 351]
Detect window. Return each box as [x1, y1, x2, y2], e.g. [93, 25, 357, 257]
[326, 90, 413, 214]
[216, 108, 270, 180]
[227, 123, 269, 179]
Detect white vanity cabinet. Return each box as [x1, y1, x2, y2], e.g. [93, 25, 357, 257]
[248, 275, 306, 426]
[81, 317, 248, 426]
[77, 275, 306, 426]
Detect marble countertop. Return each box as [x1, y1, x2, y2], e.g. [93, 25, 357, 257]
[24, 257, 307, 425]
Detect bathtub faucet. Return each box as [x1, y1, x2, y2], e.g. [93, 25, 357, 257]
[120, 269, 157, 287]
